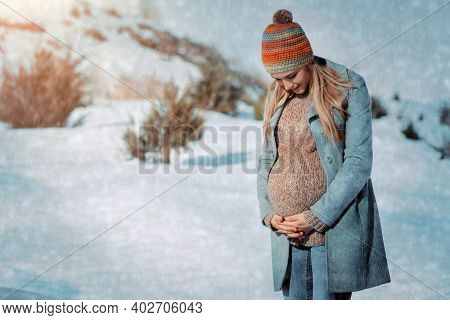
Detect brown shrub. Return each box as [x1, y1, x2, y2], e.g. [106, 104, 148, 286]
[105, 8, 121, 17]
[70, 7, 80, 18]
[0, 18, 43, 32]
[123, 126, 146, 160]
[191, 62, 244, 115]
[438, 140, 450, 159]
[118, 26, 152, 48]
[121, 23, 222, 65]
[85, 28, 107, 42]
[439, 103, 450, 126]
[124, 80, 204, 163]
[46, 39, 65, 50]
[0, 48, 87, 128]
[70, 1, 91, 18]
[371, 96, 387, 119]
[401, 122, 420, 140]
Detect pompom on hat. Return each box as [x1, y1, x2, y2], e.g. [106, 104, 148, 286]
[261, 9, 314, 74]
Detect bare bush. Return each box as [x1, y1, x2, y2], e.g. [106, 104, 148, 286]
[46, 39, 65, 50]
[118, 26, 178, 57]
[371, 96, 387, 119]
[124, 80, 204, 163]
[71, 1, 91, 18]
[0, 18, 43, 32]
[120, 23, 226, 66]
[401, 122, 420, 140]
[439, 103, 450, 126]
[0, 48, 87, 128]
[437, 140, 450, 159]
[85, 28, 107, 42]
[70, 7, 80, 18]
[191, 62, 244, 115]
[123, 126, 145, 160]
[105, 8, 121, 17]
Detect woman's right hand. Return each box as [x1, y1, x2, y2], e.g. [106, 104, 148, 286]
[271, 214, 304, 236]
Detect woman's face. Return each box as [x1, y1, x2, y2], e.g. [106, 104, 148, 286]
[271, 65, 311, 95]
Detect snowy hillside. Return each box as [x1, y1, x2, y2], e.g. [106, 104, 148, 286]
[3, 0, 449, 103]
[0, 97, 449, 299]
[0, 0, 209, 100]
[0, 0, 448, 300]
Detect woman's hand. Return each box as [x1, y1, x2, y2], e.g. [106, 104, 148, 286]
[279, 212, 314, 239]
[270, 214, 304, 238]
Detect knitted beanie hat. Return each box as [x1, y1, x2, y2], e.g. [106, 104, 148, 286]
[261, 9, 314, 74]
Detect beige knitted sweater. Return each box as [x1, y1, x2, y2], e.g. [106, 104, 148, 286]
[263, 93, 329, 247]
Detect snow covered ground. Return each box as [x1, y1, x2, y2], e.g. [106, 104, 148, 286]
[0, 98, 449, 300]
[0, 0, 448, 300]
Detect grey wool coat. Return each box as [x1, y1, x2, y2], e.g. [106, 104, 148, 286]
[257, 55, 391, 293]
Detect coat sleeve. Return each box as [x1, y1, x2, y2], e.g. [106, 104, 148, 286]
[256, 145, 277, 231]
[309, 73, 373, 227]
[303, 209, 329, 233]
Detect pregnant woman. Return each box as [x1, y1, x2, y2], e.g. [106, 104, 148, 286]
[257, 9, 391, 299]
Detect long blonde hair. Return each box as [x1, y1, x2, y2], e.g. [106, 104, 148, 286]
[262, 59, 355, 147]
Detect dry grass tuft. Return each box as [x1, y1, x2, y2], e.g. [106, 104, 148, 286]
[191, 62, 244, 115]
[118, 26, 178, 56]
[370, 96, 388, 119]
[120, 24, 221, 64]
[439, 103, 450, 126]
[46, 39, 65, 50]
[0, 18, 43, 32]
[85, 28, 107, 42]
[71, 1, 91, 18]
[124, 80, 204, 163]
[105, 8, 121, 17]
[70, 7, 80, 18]
[0, 48, 87, 128]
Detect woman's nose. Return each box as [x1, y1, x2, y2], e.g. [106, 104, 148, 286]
[282, 79, 294, 90]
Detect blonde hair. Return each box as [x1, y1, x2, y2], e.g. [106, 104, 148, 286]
[262, 60, 355, 147]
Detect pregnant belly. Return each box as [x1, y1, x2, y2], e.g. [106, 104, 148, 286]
[267, 157, 327, 216]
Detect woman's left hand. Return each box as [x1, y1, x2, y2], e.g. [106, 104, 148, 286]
[277, 212, 314, 238]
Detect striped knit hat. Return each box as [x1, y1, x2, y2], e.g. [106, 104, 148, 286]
[261, 9, 314, 74]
